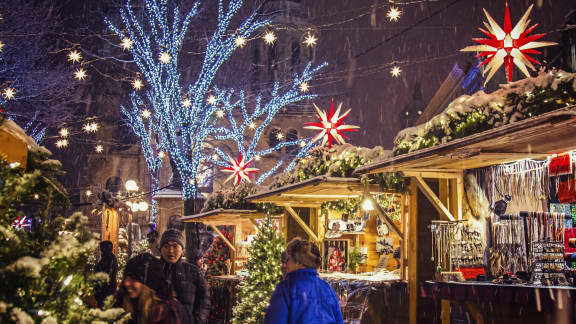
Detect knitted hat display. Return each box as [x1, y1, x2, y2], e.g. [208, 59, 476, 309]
[124, 253, 171, 299]
[160, 229, 185, 249]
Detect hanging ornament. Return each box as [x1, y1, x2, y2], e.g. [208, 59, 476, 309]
[304, 99, 359, 148]
[13, 215, 31, 231]
[460, 2, 556, 85]
[221, 153, 259, 185]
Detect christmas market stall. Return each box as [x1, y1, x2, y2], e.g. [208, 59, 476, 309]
[246, 145, 409, 323]
[355, 69, 576, 324]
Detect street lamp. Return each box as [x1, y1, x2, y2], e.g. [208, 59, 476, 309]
[124, 180, 148, 257]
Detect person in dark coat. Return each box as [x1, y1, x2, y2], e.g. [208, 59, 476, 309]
[94, 240, 118, 308]
[115, 253, 181, 324]
[160, 229, 210, 324]
[264, 238, 344, 324]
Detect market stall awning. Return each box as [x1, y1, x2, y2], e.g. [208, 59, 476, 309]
[181, 208, 272, 227]
[0, 119, 35, 169]
[246, 175, 385, 207]
[355, 108, 576, 175]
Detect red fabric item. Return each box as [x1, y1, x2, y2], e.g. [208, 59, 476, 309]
[557, 178, 576, 203]
[457, 267, 486, 280]
[549, 154, 572, 176]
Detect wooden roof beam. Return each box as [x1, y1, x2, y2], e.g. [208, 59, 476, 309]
[413, 176, 455, 221]
[207, 221, 236, 253]
[285, 206, 320, 243]
[365, 194, 403, 239]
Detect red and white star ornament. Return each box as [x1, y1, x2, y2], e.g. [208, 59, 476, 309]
[13, 215, 31, 231]
[304, 99, 359, 148]
[221, 153, 259, 185]
[460, 2, 556, 85]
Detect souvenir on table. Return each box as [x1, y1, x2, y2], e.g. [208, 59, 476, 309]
[323, 239, 350, 272]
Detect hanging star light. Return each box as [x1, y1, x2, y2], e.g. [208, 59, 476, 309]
[141, 109, 152, 118]
[132, 78, 143, 90]
[221, 153, 259, 185]
[460, 2, 556, 85]
[95, 144, 104, 153]
[159, 51, 171, 64]
[59, 128, 69, 137]
[74, 68, 87, 80]
[207, 95, 217, 105]
[121, 37, 134, 50]
[387, 7, 402, 22]
[234, 36, 247, 48]
[3, 87, 15, 100]
[12, 215, 31, 231]
[182, 98, 192, 108]
[390, 66, 402, 77]
[0, 40, 4, 52]
[304, 34, 317, 47]
[55, 139, 68, 148]
[304, 99, 359, 148]
[67, 50, 82, 63]
[263, 31, 276, 45]
[299, 82, 309, 92]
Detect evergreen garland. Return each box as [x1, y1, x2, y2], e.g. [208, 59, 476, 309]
[232, 217, 284, 324]
[394, 70, 576, 155]
[203, 182, 282, 214]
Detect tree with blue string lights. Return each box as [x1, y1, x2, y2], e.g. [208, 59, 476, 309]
[105, 0, 326, 213]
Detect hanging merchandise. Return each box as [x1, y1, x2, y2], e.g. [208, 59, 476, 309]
[548, 153, 572, 176]
[557, 178, 576, 203]
[490, 215, 528, 278]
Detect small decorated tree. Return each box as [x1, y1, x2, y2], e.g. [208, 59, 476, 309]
[232, 217, 284, 324]
[206, 231, 232, 278]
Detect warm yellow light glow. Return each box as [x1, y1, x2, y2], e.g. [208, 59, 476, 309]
[141, 109, 151, 118]
[121, 37, 134, 50]
[138, 201, 149, 211]
[86, 190, 92, 197]
[3, 87, 15, 99]
[132, 79, 143, 90]
[158, 151, 165, 158]
[83, 122, 99, 133]
[248, 122, 256, 129]
[68, 50, 82, 63]
[56, 139, 69, 148]
[0, 41, 4, 52]
[74, 68, 87, 80]
[387, 7, 402, 22]
[95, 144, 104, 153]
[159, 51, 171, 64]
[234, 36, 247, 48]
[182, 98, 192, 108]
[361, 198, 374, 211]
[255, 155, 261, 161]
[304, 34, 317, 47]
[263, 31, 276, 45]
[207, 95, 217, 105]
[59, 128, 69, 137]
[299, 141, 306, 147]
[276, 132, 283, 140]
[299, 82, 309, 92]
[390, 66, 402, 77]
[216, 110, 225, 118]
[125, 180, 139, 192]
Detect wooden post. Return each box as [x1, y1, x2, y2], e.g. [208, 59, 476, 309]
[457, 173, 464, 220]
[285, 206, 320, 242]
[401, 194, 407, 281]
[408, 181, 418, 324]
[441, 300, 451, 324]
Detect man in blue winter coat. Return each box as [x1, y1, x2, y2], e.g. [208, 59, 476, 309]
[265, 238, 344, 324]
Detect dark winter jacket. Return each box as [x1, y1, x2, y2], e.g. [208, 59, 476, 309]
[94, 251, 118, 307]
[264, 268, 343, 324]
[162, 257, 210, 324]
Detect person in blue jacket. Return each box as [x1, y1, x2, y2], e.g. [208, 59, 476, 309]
[264, 237, 344, 324]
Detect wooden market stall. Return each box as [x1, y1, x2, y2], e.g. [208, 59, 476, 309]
[181, 208, 278, 274]
[247, 175, 409, 323]
[355, 108, 576, 324]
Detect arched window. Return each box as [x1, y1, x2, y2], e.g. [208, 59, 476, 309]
[286, 129, 299, 155]
[269, 128, 281, 150]
[105, 176, 122, 194]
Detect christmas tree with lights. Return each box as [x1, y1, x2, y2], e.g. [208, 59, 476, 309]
[232, 217, 284, 324]
[0, 119, 128, 323]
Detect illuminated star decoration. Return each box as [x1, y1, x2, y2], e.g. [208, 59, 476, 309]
[74, 68, 87, 80]
[0, 40, 4, 52]
[387, 7, 402, 22]
[12, 215, 31, 231]
[304, 99, 359, 148]
[132, 78, 143, 90]
[159, 51, 171, 63]
[121, 37, 134, 50]
[67, 50, 82, 63]
[460, 2, 556, 85]
[304, 34, 317, 47]
[263, 31, 276, 45]
[234, 36, 247, 48]
[221, 153, 259, 185]
[390, 66, 402, 77]
[3, 87, 15, 100]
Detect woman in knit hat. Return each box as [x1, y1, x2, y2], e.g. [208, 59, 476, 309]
[115, 253, 181, 324]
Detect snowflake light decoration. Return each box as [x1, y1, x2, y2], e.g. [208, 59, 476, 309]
[13, 215, 31, 231]
[304, 99, 359, 148]
[460, 2, 556, 85]
[221, 153, 259, 185]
